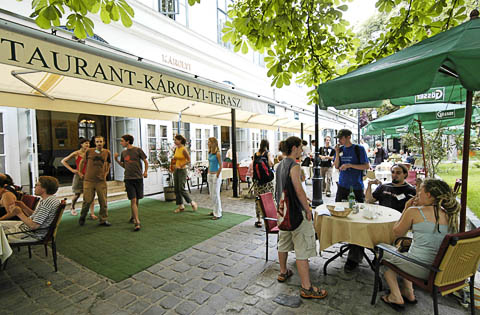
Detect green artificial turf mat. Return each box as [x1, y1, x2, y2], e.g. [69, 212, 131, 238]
[56, 198, 250, 282]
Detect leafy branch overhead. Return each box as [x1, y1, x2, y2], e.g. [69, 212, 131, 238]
[24, 0, 134, 39]
[221, 0, 477, 105]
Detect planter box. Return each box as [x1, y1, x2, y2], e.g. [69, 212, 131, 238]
[164, 186, 176, 201]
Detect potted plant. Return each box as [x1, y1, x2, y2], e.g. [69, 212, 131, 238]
[152, 144, 176, 201]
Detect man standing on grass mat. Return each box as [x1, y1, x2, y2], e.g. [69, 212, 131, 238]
[79, 136, 112, 227]
[114, 134, 148, 232]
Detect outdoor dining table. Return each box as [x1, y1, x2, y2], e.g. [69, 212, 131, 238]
[0, 225, 13, 266]
[314, 202, 401, 275]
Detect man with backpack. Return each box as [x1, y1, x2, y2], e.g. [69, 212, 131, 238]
[334, 129, 370, 272]
[253, 140, 275, 228]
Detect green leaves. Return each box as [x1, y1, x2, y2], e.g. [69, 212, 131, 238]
[29, 0, 135, 38]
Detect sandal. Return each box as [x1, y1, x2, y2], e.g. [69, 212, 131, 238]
[211, 216, 222, 220]
[254, 221, 262, 228]
[381, 295, 405, 311]
[174, 207, 185, 213]
[129, 217, 134, 223]
[277, 269, 293, 282]
[300, 286, 328, 299]
[191, 201, 198, 211]
[89, 214, 98, 220]
[134, 223, 141, 232]
[70, 209, 78, 216]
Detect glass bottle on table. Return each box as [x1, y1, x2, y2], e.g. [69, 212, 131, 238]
[348, 186, 356, 210]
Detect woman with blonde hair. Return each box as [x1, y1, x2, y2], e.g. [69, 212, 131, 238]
[380, 178, 460, 310]
[207, 137, 222, 220]
[172, 134, 198, 213]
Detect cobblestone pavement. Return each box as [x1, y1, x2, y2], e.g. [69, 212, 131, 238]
[0, 172, 472, 314]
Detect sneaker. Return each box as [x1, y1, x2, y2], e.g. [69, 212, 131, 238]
[344, 259, 358, 273]
[79, 217, 86, 226]
[99, 221, 112, 227]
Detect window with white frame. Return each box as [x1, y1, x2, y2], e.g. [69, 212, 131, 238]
[252, 131, 260, 155]
[159, 0, 189, 26]
[260, 129, 268, 141]
[147, 124, 158, 163]
[0, 113, 4, 173]
[195, 128, 202, 162]
[115, 117, 137, 154]
[217, 0, 233, 50]
[204, 129, 211, 160]
[253, 51, 265, 67]
[236, 128, 248, 161]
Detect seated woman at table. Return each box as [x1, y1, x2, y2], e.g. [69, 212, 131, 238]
[0, 174, 22, 221]
[379, 178, 459, 310]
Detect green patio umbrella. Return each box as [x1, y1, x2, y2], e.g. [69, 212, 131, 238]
[390, 85, 467, 106]
[363, 103, 480, 136]
[317, 11, 480, 231]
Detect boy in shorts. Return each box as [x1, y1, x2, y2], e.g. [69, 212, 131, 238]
[114, 134, 148, 231]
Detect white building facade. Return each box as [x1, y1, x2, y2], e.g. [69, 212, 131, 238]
[0, 1, 356, 194]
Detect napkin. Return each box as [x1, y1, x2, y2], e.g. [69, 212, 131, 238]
[316, 207, 331, 216]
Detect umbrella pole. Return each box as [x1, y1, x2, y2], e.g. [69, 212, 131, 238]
[416, 120, 428, 178]
[460, 90, 473, 232]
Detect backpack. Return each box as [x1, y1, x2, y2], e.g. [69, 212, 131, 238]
[277, 162, 304, 231]
[253, 151, 274, 185]
[339, 144, 368, 176]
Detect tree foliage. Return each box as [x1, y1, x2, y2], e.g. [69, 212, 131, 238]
[401, 128, 463, 177]
[222, 0, 478, 104]
[20, 0, 134, 39]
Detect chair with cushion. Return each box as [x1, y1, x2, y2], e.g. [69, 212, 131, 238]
[257, 192, 279, 261]
[21, 194, 40, 211]
[5, 200, 67, 272]
[371, 228, 480, 315]
[406, 170, 417, 186]
[237, 166, 251, 193]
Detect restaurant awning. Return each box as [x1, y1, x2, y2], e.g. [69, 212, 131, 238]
[0, 18, 315, 134]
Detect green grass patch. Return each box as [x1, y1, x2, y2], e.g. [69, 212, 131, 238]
[437, 163, 480, 218]
[56, 198, 250, 282]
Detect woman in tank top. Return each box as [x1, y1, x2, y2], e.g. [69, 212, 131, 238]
[380, 179, 460, 310]
[61, 138, 97, 218]
[207, 137, 222, 220]
[172, 134, 197, 213]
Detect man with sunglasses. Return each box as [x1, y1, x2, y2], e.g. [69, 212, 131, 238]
[365, 164, 416, 212]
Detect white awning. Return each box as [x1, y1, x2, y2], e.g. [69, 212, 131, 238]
[0, 18, 315, 134]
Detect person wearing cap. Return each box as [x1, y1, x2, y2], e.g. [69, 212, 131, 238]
[365, 164, 416, 213]
[334, 129, 370, 272]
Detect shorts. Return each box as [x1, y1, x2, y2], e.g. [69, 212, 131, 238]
[125, 179, 144, 200]
[278, 213, 317, 260]
[72, 174, 83, 194]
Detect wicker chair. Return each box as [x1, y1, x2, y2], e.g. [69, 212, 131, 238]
[5, 200, 66, 272]
[256, 192, 279, 262]
[371, 228, 480, 315]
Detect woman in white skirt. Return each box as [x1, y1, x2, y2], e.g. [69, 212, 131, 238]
[207, 137, 222, 220]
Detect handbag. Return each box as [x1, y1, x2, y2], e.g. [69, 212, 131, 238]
[394, 236, 412, 253]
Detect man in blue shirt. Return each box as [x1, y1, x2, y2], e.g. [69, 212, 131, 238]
[334, 129, 370, 272]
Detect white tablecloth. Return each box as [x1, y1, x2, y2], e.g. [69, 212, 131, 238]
[0, 225, 13, 264]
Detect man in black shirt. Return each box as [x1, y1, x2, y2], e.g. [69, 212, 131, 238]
[365, 164, 416, 212]
[319, 136, 336, 197]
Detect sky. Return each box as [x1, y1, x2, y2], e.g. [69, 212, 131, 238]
[342, 0, 378, 28]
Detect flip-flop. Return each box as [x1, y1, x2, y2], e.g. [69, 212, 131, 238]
[300, 286, 328, 299]
[70, 209, 78, 216]
[277, 269, 293, 282]
[381, 295, 405, 311]
[401, 295, 418, 304]
[174, 207, 185, 213]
